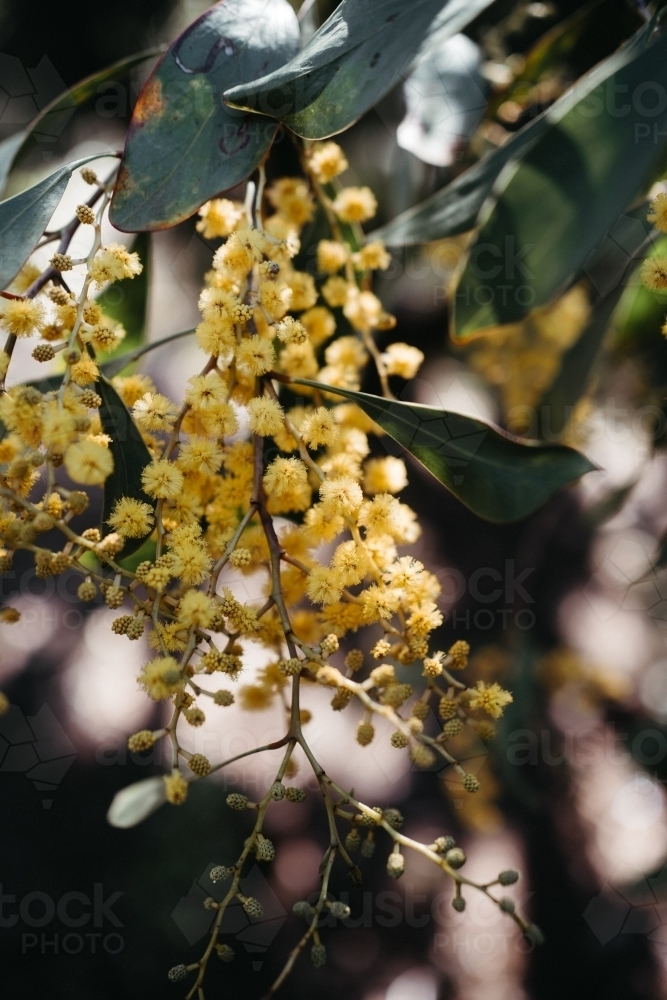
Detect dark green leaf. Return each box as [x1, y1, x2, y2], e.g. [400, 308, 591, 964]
[97, 376, 154, 555]
[452, 29, 667, 338]
[95, 232, 151, 359]
[292, 379, 596, 522]
[109, 0, 299, 232]
[372, 118, 544, 245]
[0, 153, 115, 292]
[0, 133, 28, 198]
[118, 536, 157, 573]
[372, 19, 655, 247]
[1, 50, 162, 191]
[536, 285, 625, 440]
[656, 530, 667, 569]
[582, 481, 636, 528]
[224, 0, 495, 140]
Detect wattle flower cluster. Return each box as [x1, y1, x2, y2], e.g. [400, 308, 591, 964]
[0, 148, 526, 996]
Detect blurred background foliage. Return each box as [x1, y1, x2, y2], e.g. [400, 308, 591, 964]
[3, 1, 667, 998]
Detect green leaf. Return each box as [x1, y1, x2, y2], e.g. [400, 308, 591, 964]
[372, 118, 544, 245]
[372, 19, 655, 247]
[534, 202, 653, 439]
[0, 133, 28, 198]
[0, 49, 163, 194]
[97, 376, 154, 555]
[536, 285, 625, 440]
[582, 481, 636, 528]
[109, 0, 299, 232]
[224, 0, 495, 140]
[452, 28, 667, 339]
[118, 535, 157, 573]
[291, 379, 596, 522]
[0, 153, 115, 292]
[95, 232, 151, 359]
[655, 530, 667, 569]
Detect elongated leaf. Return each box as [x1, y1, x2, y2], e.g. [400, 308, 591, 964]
[97, 376, 154, 554]
[655, 530, 667, 569]
[0, 50, 162, 194]
[292, 379, 595, 522]
[535, 206, 652, 439]
[373, 116, 544, 245]
[109, 0, 299, 232]
[0, 153, 114, 291]
[224, 0, 495, 140]
[0, 133, 28, 198]
[107, 776, 166, 828]
[372, 19, 655, 246]
[452, 29, 667, 338]
[536, 286, 625, 440]
[583, 481, 636, 528]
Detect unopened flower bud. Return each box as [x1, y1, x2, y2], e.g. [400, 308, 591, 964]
[242, 896, 263, 918]
[462, 773, 480, 794]
[345, 828, 361, 852]
[360, 835, 375, 858]
[50, 253, 73, 272]
[523, 924, 545, 946]
[446, 847, 466, 869]
[32, 343, 55, 362]
[320, 633, 339, 656]
[210, 866, 230, 883]
[293, 900, 315, 922]
[167, 964, 187, 982]
[75, 204, 96, 225]
[311, 943, 326, 967]
[77, 579, 96, 602]
[498, 869, 519, 886]
[189, 753, 211, 777]
[383, 808, 403, 830]
[386, 851, 404, 879]
[356, 722, 374, 746]
[255, 834, 275, 861]
[127, 730, 155, 752]
[443, 718, 463, 739]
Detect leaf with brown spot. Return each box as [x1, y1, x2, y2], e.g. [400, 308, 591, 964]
[109, 0, 299, 232]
